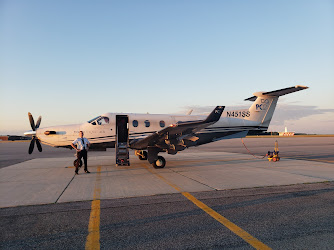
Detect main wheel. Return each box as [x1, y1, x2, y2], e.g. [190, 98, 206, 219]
[139, 151, 148, 160]
[152, 156, 166, 169]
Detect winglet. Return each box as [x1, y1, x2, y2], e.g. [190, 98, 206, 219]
[204, 106, 225, 123]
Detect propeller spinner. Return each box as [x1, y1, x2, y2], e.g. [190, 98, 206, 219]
[26, 112, 43, 154]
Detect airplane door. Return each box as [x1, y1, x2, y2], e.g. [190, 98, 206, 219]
[115, 115, 130, 166]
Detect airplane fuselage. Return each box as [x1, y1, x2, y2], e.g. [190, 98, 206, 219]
[34, 111, 263, 150]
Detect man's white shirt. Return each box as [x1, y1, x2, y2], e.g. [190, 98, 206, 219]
[72, 137, 90, 150]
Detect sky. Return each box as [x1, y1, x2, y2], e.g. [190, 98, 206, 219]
[1, 0, 334, 135]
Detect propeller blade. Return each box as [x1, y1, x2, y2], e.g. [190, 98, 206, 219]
[29, 137, 35, 154]
[28, 112, 36, 131]
[35, 116, 42, 129]
[36, 139, 42, 152]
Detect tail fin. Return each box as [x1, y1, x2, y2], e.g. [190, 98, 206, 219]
[244, 85, 308, 128]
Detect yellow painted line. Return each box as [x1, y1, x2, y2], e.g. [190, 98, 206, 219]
[85, 166, 102, 250]
[181, 192, 271, 249]
[299, 158, 334, 164]
[281, 157, 334, 164]
[142, 164, 271, 250]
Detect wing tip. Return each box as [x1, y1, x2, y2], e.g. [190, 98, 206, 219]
[295, 85, 309, 89]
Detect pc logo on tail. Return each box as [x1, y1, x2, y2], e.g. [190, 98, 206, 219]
[256, 99, 269, 111]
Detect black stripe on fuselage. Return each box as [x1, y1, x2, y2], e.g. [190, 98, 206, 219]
[58, 126, 267, 148]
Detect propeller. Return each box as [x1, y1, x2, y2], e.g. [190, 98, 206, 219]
[27, 112, 43, 154]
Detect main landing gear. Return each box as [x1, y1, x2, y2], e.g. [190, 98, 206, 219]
[135, 150, 166, 169]
[152, 156, 166, 169]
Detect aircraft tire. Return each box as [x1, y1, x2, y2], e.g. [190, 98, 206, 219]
[139, 151, 148, 160]
[152, 156, 166, 169]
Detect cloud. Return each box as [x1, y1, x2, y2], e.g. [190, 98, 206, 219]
[180, 104, 334, 128]
[270, 104, 334, 125]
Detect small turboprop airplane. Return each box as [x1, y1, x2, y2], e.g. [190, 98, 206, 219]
[24, 85, 308, 168]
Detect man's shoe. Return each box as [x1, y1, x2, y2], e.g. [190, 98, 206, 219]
[85, 170, 90, 173]
[75, 171, 79, 175]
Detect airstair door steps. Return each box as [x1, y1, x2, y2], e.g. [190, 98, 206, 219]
[115, 115, 130, 166]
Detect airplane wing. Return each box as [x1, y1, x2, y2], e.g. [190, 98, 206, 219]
[130, 106, 225, 150]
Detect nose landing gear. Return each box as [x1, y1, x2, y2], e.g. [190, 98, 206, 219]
[135, 150, 148, 160]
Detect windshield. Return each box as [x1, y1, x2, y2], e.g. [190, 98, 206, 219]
[88, 116, 101, 123]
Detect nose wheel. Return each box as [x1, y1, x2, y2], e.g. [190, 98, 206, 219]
[152, 156, 166, 169]
[135, 150, 148, 160]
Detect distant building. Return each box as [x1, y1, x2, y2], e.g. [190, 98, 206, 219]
[0, 136, 8, 141]
[279, 127, 295, 136]
[0, 135, 30, 141]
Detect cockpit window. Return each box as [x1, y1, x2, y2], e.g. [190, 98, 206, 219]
[88, 116, 100, 123]
[88, 116, 109, 125]
[97, 116, 109, 125]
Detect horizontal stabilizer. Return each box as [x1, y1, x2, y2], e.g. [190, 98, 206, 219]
[245, 85, 308, 101]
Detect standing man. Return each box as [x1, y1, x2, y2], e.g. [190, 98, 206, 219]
[71, 131, 91, 174]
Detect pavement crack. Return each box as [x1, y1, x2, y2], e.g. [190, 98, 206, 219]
[55, 175, 75, 203]
[169, 168, 217, 191]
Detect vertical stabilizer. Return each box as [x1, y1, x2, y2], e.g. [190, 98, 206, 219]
[246, 94, 279, 128]
[244, 85, 308, 129]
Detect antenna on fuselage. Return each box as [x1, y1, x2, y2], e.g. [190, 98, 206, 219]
[186, 109, 193, 115]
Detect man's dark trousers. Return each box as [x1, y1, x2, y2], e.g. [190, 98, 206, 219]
[76, 149, 88, 172]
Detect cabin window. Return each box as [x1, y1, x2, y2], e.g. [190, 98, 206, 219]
[144, 120, 150, 127]
[160, 120, 165, 128]
[133, 120, 138, 127]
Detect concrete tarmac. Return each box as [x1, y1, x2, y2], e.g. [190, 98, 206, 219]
[1, 150, 334, 208]
[1, 183, 334, 249]
[0, 137, 333, 249]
